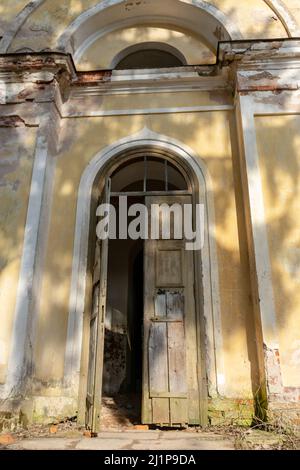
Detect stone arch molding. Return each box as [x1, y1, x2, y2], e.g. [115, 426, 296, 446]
[1, 0, 300, 55]
[264, 0, 300, 37]
[58, 0, 242, 61]
[63, 127, 225, 401]
[1, 0, 244, 54]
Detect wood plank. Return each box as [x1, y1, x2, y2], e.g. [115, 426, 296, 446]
[91, 180, 111, 433]
[86, 287, 98, 430]
[184, 249, 201, 425]
[170, 399, 188, 426]
[167, 323, 187, 395]
[86, 313, 97, 422]
[156, 249, 183, 286]
[167, 291, 184, 321]
[194, 249, 209, 426]
[86, 393, 93, 405]
[142, 237, 154, 424]
[149, 392, 186, 398]
[152, 398, 170, 425]
[168, 322, 188, 425]
[93, 241, 101, 286]
[90, 284, 99, 321]
[151, 319, 182, 323]
[149, 322, 170, 424]
[149, 323, 168, 393]
[154, 292, 167, 318]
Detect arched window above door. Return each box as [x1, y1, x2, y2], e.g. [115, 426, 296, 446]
[112, 42, 187, 69]
[111, 156, 189, 193]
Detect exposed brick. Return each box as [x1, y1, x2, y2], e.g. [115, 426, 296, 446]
[134, 425, 149, 431]
[75, 70, 112, 86]
[49, 425, 58, 434]
[0, 434, 16, 445]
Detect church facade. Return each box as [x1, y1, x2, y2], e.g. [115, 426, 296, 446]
[0, 1, 300, 431]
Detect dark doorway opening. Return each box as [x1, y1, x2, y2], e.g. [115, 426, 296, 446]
[101, 197, 144, 429]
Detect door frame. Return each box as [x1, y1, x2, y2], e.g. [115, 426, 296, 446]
[64, 131, 223, 427]
[85, 179, 111, 433]
[84, 151, 208, 429]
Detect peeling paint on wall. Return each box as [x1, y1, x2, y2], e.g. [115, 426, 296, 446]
[264, 344, 284, 396]
[0, 115, 27, 127]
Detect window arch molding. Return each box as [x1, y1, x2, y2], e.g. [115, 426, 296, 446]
[57, 0, 243, 63]
[3, 1, 300, 55]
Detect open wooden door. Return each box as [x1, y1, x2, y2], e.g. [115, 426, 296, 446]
[142, 196, 200, 427]
[86, 179, 111, 433]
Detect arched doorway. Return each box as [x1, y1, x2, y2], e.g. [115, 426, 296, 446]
[85, 151, 205, 432]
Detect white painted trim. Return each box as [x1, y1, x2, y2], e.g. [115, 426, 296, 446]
[64, 127, 224, 399]
[236, 94, 279, 351]
[61, 105, 234, 119]
[70, 84, 226, 97]
[57, 0, 242, 59]
[73, 15, 211, 64]
[70, 86, 228, 97]
[4, 121, 49, 396]
[99, 67, 213, 79]
[72, 68, 229, 95]
[264, 0, 300, 37]
[68, 68, 230, 104]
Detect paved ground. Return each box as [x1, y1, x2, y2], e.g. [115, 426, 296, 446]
[2, 430, 235, 451]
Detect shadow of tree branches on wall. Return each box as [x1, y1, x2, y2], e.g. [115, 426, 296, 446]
[0, 1, 299, 425]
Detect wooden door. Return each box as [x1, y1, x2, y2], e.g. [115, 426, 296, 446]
[86, 179, 111, 433]
[142, 196, 200, 426]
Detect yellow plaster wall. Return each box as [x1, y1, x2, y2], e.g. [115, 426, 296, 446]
[77, 26, 215, 70]
[285, 0, 300, 30]
[0, 1, 29, 36]
[34, 102, 254, 398]
[69, 90, 232, 114]
[210, 0, 288, 38]
[255, 115, 300, 388]
[0, 127, 37, 383]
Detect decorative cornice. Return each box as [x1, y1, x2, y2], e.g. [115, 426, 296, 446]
[71, 66, 230, 97]
[235, 69, 299, 93]
[0, 52, 76, 78]
[0, 53, 75, 107]
[218, 39, 300, 68]
[1, 42, 300, 100]
[219, 39, 300, 93]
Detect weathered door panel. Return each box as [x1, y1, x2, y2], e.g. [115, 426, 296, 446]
[168, 321, 188, 425]
[142, 196, 200, 426]
[86, 282, 99, 429]
[148, 321, 170, 424]
[86, 179, 111, 433]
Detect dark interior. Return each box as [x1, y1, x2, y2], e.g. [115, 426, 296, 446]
[115, 49, 184, 69]
[101, 197, 144, 427]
